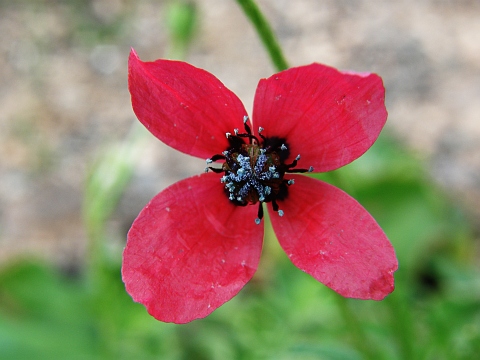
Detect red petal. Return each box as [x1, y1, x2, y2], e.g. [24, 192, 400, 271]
[128, 49, 248, 159]
[269, 175, 397, 300]
[122, 173, 263, 323]
[253, 64, 387, 172]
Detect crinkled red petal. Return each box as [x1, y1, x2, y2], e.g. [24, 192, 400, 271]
[128, 49, 248, 159]
[253, 64, 387, 172]
[122, 173, 264, 323]
[269, 175, 397, 300]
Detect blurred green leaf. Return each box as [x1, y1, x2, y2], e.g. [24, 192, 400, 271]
[0, 261, 96, 359]
[166, 1, 198, 59]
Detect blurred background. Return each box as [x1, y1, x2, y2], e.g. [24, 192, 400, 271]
[0, 0, 479, 359]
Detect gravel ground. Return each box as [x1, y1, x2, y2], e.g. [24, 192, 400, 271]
[1, 0, 479, 266]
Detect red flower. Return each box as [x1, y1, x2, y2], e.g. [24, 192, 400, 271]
[122, 49, 398, 324]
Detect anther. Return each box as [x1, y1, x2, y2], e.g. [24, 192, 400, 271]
[287, 179, 295, 185]
[308, 166, 314, 172]
[206, 158, 213, 164]
[295, 154, 301, 161]
[255, 218, 261, 225]
[234, 128, 239, 135]
[258, 127, 264, 133]
[278, 210, 284, 217]
[243, 115, 249, 123]
[281, 144, 287, 151]
[226, 132, 231, 138]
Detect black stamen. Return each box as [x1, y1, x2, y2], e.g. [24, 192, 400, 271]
[210, 154, 226, 162]
[237, 133, 260, 144]
[208, 167, 224, 173]
[272, 199, 279, 212]
[285, 159, 298, 169]
[243, 118, 252, 135]
[210, 122, 313, 222]
[227, 135, 245, 150]
[286, 168, 310, 173]
[257, 203, 264, 220]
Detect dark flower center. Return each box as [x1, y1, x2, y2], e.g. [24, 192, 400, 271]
[206, 116, 313, 224]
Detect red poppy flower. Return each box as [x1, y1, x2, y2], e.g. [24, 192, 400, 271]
[122, 49, 398, 324]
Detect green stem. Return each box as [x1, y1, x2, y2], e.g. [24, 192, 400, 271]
[235, 0, 289, 71]
[336, 296, 380, 359]
[386, 291, 416, 359]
